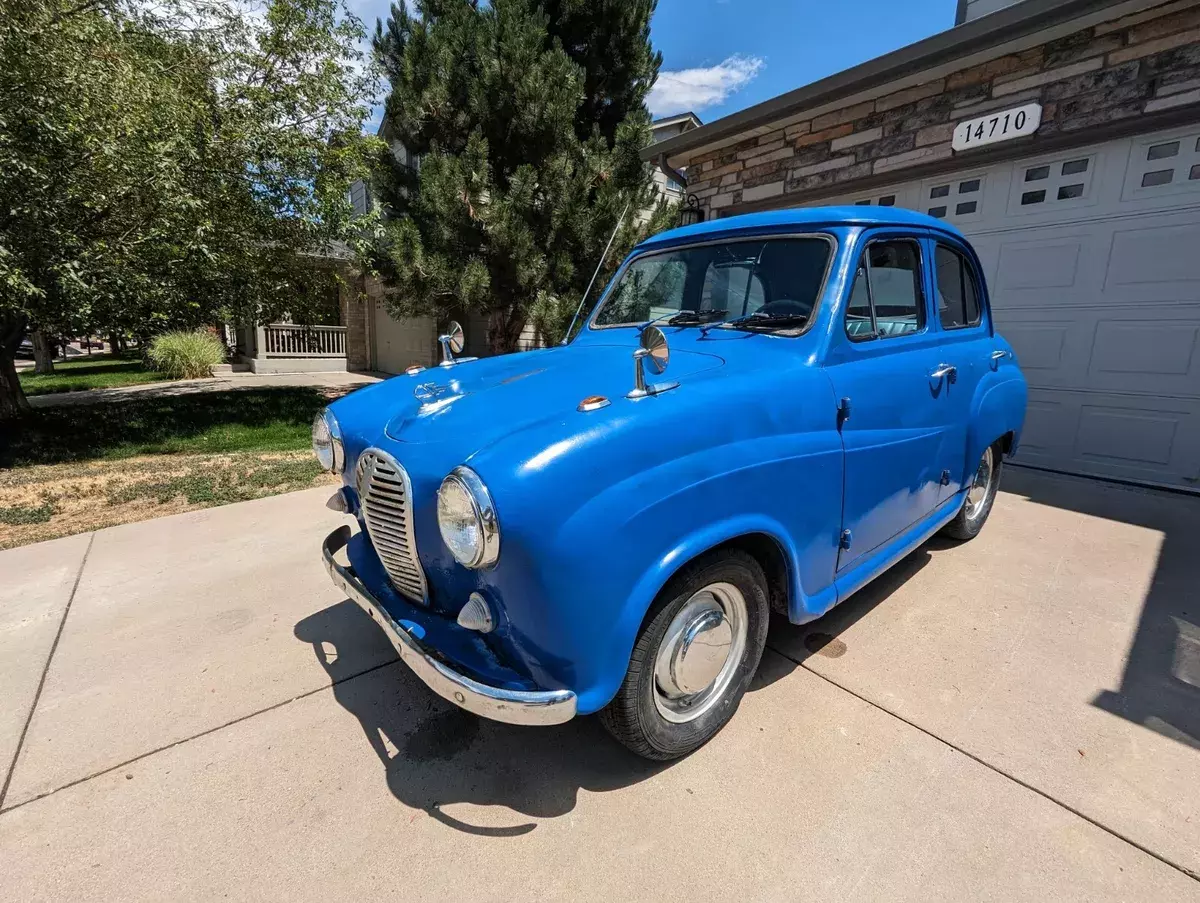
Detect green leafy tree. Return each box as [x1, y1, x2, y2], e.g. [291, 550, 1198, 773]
[0, 0, 380, 420]
[362, 0, 675, 353]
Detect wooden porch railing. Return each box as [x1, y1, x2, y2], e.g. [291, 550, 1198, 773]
[261, 323, 347, 358]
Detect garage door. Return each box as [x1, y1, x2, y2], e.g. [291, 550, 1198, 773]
[371, 298, 435, 374]
[822, 124, 1200, 492]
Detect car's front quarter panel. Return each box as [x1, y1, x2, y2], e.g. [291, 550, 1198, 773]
[467, 354, 843, 713]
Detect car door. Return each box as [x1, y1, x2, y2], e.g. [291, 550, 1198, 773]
[925, 237, 994, 502]
[825, 231, 956, 573]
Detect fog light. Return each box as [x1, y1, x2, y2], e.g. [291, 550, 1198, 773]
[326, 488, 349, 513]
[457, 592, 495, 633]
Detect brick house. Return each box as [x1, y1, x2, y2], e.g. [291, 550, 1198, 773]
[644, 0, 1200, 491]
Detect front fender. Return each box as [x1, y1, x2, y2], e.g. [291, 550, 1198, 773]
[498, 426, 842, 714]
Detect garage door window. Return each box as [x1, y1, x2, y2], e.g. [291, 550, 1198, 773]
[933, 245, 981, 330]
[845, 240, 925, 341]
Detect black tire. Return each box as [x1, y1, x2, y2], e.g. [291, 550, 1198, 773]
[599, 549, 769, 760]
[942, 442, 1003, 541]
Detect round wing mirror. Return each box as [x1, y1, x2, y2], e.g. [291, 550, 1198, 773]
[640, 324, 669, 375]
[442, 321, 465, 354]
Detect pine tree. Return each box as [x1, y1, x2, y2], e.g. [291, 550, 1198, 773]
[365, 0, 674, 353]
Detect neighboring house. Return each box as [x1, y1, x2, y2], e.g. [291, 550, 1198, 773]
[643, 0, 1200, 493]
[649, 112, 702, 202]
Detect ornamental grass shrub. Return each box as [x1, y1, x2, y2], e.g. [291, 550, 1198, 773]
[146, 330, 226, 380]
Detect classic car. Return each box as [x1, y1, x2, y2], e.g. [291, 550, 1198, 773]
[315, 206, 1027, 760]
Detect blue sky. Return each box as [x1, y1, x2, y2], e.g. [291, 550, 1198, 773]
[351, 0, 960, 128]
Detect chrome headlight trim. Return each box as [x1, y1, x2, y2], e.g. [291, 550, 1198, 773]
[437, 465, 500, 569]
[312, 407, 345, 474]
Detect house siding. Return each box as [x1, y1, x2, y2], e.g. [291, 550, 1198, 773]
[683, 1, 1200, 215]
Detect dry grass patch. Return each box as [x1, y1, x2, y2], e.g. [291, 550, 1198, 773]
[0, 452, 335, 549]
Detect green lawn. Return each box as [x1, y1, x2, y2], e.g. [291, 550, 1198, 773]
[1, 387, 341, 549]
[2, 386, 330, 467]
[18, 353, 168, 396]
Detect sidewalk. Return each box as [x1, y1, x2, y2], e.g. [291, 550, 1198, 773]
[27, 370, 387, 408]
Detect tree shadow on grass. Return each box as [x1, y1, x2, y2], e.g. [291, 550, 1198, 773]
[295, 601, 669, 837]
[1, 387, 332, 467]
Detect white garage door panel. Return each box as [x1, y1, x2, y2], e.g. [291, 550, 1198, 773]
[372, 302, 434, 375]
[1017, 389, 1200, 489]
[994, 304, 1200, 398]
[819, 124, 1200, 489]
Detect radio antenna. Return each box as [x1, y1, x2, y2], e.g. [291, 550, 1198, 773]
[563, 201, 631, 344]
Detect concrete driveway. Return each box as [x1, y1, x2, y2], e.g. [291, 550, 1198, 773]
[1, 469, 1198, 901]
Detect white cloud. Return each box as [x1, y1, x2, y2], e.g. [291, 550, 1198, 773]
[648, 55, 764, 117]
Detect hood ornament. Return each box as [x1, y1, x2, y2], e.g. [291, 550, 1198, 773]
[627, 325, 680, 399]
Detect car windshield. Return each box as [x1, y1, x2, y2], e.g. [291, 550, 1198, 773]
[592, 235, 833, 332]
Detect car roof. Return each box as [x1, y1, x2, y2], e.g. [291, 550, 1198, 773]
[637, 205, 965, 250]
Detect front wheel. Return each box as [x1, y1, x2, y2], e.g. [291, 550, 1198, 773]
[942, 442, 1002, 541]
[599, 549, 769, 760]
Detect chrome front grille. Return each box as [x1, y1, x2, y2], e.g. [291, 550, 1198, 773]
[355, 449, 428, 604]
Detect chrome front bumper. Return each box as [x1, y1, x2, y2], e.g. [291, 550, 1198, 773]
[322, 526, 577, 726]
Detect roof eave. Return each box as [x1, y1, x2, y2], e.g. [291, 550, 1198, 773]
[640, 0, 1128, 164]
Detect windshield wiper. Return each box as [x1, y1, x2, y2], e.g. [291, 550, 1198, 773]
[699, 310, 808, 336]
[639, 308, 728, 330]
[667, 308, 728, 326]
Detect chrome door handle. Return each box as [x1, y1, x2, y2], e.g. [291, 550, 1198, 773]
[930, 363, 957, 383]
[990, 350, 1011, 361]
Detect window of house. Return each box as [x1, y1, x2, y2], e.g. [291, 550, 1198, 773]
[845, 240, 924, 341]
[1012, 153, 1095, 211]
[921, 175, 985, 223]
[934, 245, 982, 330]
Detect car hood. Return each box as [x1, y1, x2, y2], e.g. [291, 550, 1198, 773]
[382, 343, 724, 456]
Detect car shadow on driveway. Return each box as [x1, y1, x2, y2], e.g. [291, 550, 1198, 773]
[1002, 468, 1200, 751]
[759, 540, 943, 685]
[295, 601, 669, 836]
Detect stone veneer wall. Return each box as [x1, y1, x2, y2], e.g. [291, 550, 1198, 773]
[684, 0, 1200, 214]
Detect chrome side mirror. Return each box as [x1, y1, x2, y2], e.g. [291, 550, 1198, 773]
[628, 324, 680, 399]
[438, 320, 465, 366]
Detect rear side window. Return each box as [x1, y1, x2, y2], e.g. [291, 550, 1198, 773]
[934, 244, 982, 329]
[845, 239, 925, 340]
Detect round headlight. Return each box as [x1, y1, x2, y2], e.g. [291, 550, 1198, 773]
[437, 466, 499, 568]
[311, 408, 344, 473]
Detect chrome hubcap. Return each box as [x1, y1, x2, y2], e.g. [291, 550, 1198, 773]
[965, 446, 994, 520]
[653, 582, 748, 724]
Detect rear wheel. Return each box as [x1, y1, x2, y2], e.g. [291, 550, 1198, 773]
[599, 549, 769, 760]
[942, 443, 1002, 541]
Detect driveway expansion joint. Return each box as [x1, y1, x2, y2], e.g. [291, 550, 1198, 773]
[0, 532, 96, 810]
[0, 657, 401, 817]
[766, 641, 1200, 885]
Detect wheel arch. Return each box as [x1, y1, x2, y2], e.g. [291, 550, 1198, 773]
[583, 516, 809, 714]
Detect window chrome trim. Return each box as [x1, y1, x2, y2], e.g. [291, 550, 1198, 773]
[931, 241, 985, 332]
[843, 234, 928, 344]
[587, 231, 839, 339]
[439, 465, 501, 569]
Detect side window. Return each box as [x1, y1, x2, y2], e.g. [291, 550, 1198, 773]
[934, 244, 983, 329]
[845, 239, 925, 340]
[845, 267, 874, 339]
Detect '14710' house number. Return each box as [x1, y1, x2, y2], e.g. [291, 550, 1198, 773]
[952, 102, 1042, 152]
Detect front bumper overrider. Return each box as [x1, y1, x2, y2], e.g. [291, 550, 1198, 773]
[322, 525, 577, 726]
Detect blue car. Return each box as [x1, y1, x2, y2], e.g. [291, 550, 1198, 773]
[315, 206, 1027, 760]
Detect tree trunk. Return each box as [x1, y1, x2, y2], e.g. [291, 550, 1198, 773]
[487, 306, 526, 355]
[32, 329, 55, 373]
[108, 332, 121, 356]
[0, 347, 31, 422]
